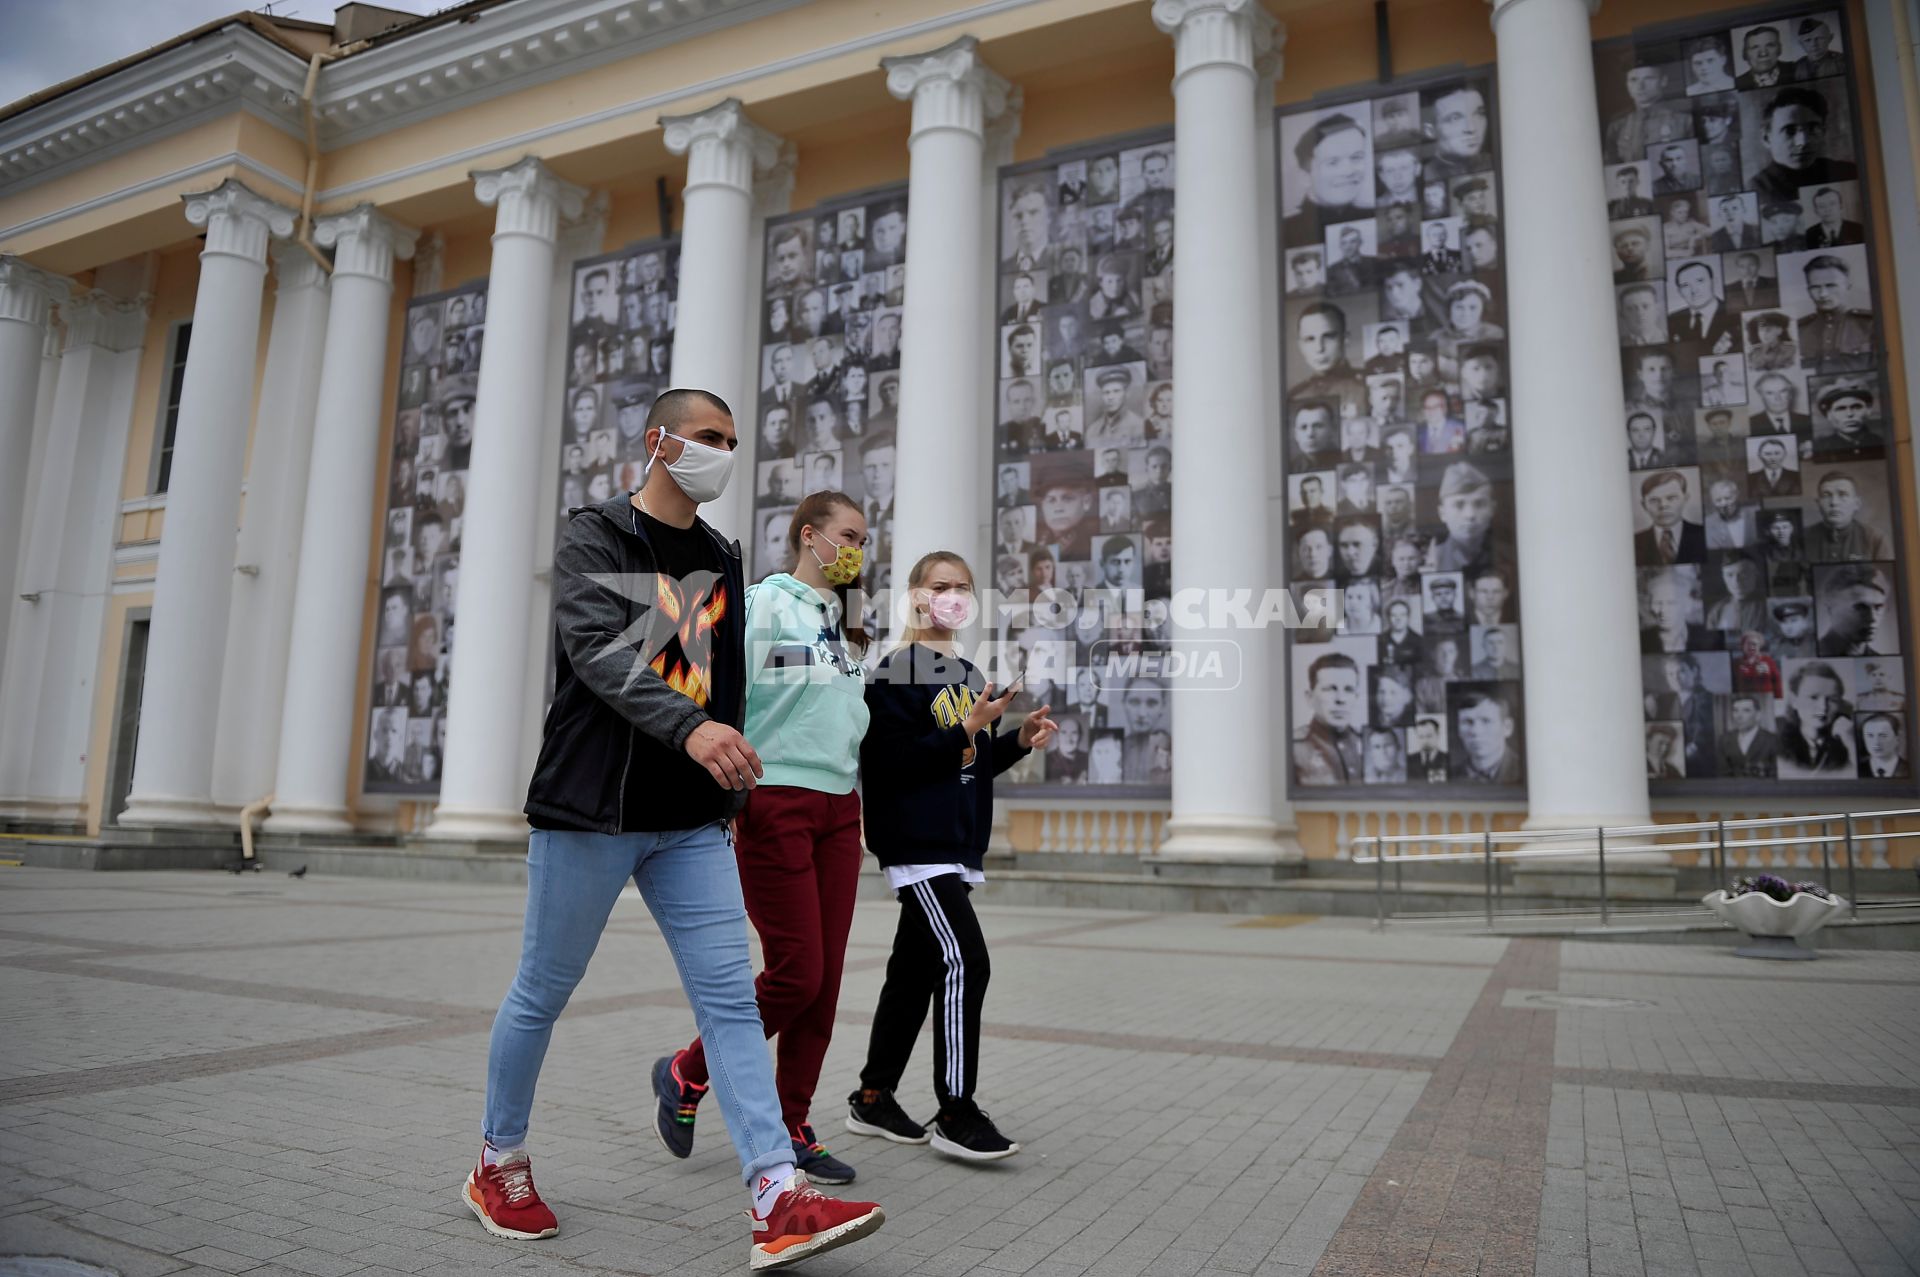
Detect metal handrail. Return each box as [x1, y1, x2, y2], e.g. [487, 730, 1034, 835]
[1353, 806, 1920, 930]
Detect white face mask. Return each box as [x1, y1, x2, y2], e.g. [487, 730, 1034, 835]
[643, 429, 735, 504]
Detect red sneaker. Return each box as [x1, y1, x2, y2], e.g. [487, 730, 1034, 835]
[749, 1172, 885, 1271]
[462, 1147, 559, 1240]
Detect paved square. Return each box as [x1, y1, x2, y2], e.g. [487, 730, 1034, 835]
[1, 867, 1916, 1275]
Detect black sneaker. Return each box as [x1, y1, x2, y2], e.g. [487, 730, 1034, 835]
[930, 1100, 1019, 1163]
[845, 1089, 930, 1145]
[790, 1123, 856, 1185]
[651, 1053, 706, 1160]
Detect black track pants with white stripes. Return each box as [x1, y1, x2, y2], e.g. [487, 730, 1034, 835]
[858, 873, 989, 1107]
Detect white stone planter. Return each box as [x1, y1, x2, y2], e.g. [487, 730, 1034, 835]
[1702, 889, 1847, 958]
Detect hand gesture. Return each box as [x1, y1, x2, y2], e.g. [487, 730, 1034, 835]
[1018, 705, 1058, 751]
[685, 721, 764, 792]
[963, 683, 1014, 736]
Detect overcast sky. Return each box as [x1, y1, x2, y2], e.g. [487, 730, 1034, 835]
[0, 0, 438, 110]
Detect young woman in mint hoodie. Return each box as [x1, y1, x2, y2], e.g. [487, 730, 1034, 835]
[843, 550, 1056, 1162]
[654, 491, 873, 1185]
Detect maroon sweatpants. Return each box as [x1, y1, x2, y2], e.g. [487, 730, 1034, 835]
[679, 785, 863, 1130]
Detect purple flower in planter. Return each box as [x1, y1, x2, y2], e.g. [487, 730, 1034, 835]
[1729, 874, 1830, 902]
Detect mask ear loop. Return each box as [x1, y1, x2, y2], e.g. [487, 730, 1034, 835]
[637, 426, 666, 487]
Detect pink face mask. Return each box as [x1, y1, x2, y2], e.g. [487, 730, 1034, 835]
[927, 590, 974, 631]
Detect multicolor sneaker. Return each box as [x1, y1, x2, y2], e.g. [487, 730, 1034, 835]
[749, 1172, 884, 1271]
[930, 1099, 1020, 1163]
[846, 1088, 930, 1145]
[462, 1147, 559, 1240]
[652, 1052, 707, 1160]
[789, 1122, 856, 1185]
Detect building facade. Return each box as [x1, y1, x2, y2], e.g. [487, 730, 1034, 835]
[1, 0, 1915, 864]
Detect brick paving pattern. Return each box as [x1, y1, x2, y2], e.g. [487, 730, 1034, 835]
[0, 868, 1915, 1276]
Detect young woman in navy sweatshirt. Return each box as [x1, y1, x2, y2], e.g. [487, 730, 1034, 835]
[843, 551, 1056, 1161]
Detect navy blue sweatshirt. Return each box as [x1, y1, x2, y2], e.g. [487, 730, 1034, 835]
[860, 644, 1030, 870]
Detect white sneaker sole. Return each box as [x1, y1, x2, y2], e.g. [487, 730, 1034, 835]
[845, 1112, 931, 1145]
[750, 1204, 885, 1270]
[930, 1131, 1021, 1162]
[462, 1172, 558, 1240]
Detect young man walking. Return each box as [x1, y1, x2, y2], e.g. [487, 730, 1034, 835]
[462, 389, 884, 1271]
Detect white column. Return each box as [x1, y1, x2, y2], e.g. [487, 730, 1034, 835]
[976, 94, 1023, 590]
[664, 98, 788, 543]
[0, 257, 69, 691]
[1491, 0, 1648, 829]
[883, 36, 1010, 598]
[1253, 50, 1303, 845]
[1151, 0, 1299, 864]
[120, 180, 295, 827]
[266, 208, 417, 833]
[208, 243, 332, 820]
[0, 291, 148, 825]
[518, 192, 611, 796]
[427, 158, 584, 841]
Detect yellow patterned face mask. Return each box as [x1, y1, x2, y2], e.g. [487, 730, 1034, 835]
[806, 534, 863, 586]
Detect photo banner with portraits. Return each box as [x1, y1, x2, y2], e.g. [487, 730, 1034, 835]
[990, 133, 1177, 794]
[1278, 72, 1527, 797]
[1596, 7, 1912, 791]
[750, 189, 909, 593]
[558, 236, 680, 540]
[366, 282, 489, 794]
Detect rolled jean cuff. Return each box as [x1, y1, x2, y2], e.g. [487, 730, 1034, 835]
[741, 1145, 795, 1188]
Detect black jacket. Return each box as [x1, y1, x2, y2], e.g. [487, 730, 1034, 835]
[525, 494, 748, 834]
[860, 645, 1029, 871]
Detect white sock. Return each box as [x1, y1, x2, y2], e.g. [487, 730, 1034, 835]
[482, 1140, 525, 1168]
[750, 1164, 799, 1219]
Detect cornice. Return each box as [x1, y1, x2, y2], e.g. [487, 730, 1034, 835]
[4, 0, 1051, 220]
[311, 0, 809, 149]
[0, 25, 308, 194]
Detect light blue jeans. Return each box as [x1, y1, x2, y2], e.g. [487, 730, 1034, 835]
[484, 824, 792, 1187]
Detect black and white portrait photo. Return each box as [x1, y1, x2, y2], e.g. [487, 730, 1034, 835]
[993, 136, 1178, 791]
[1280, 73, 1520, 795]
[1594, 6, 1906, 789]
[364, 283, 488, 794]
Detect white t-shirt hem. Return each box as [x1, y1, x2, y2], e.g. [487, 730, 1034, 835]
[883, 863, 985, 890]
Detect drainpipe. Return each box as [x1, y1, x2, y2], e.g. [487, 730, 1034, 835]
[293, 41, 373, 273]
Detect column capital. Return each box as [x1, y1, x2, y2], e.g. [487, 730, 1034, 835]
[559, 189, 612, 260]
[270, 241, 332, 296]
[1152, 0, 1282, 82]
[882, 35, 1012, 143]
[753, 140, 800, 220]
[58, 289, 148, 354]
[471, 156, 587, 244]
[1489, 0, 1600, 24]
[661, 98, 788, 194]
[182, 179, 297, 265]
[984, 86, 1025, 168]
[412, 231, 446, 296]
[0, 255, 72, 327]
[314, 204, 420, 285]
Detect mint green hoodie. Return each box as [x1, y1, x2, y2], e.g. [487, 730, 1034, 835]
[743, 573, 870, 793]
